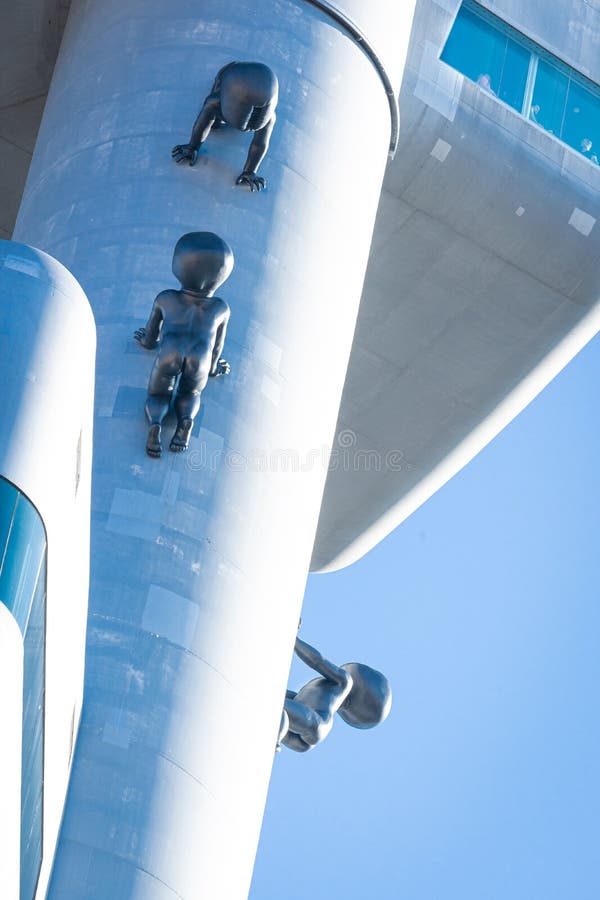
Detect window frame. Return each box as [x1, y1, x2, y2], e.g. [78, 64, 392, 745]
[440, 0, 600, 164]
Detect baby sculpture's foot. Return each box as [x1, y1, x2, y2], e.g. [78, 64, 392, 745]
[146, 424, 162, 458]
[170, 419, 193, 453]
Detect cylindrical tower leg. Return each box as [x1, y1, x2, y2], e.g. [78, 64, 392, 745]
[0, 241, 95, 900]
[14, 1, 414, 896]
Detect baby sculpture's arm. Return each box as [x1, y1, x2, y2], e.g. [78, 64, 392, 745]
[236, 114, 276, 191]
[209, 306, 230, 376]
[172, 94, 221, 166]
[134, 296, 164, 349]
[294, 636, 349, 686]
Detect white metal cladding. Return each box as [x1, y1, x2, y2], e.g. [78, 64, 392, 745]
[0, 603, 23, 900]
[0, 240, 95, 900]
[13, 0, 415, 896]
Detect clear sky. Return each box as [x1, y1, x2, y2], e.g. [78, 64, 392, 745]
[250, 332, 600, 899]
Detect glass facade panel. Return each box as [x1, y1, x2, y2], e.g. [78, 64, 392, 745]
[0, 477, 46, 900]
[441, 6, 507, 99]
[0, 478, 18, 559]
[442, 0, 600, 165]
[562, 77, 600, 164]
[1, 495, 46, 632]
[498, 38, 529, 112]
[531, 59, 569, 137]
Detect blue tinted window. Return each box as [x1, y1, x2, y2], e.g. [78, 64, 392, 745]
[0, 477, 46, 900]
[441, 6, 507, 99]
[0, 478, 18, 561]
[562, 76, 600, 164]
[441, 0, 600, 165]
[531, 59, 569, 137]
[1, 494, 46, 632]
[498, 39, 530, 112]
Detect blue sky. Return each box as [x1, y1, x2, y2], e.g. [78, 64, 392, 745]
[250, 332, 600, 899]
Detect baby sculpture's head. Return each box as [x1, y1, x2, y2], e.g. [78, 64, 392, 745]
[220, 62, 278, 132]
[338, 663, 392, 729]
[172, 232, 234, 296]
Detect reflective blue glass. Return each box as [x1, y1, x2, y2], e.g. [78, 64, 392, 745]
[531, 59, 569, 137]
[0, 478, 17, 562]
[0, 495, 46, 632]
[441, 6, 507, 99]
[498, 39, 529, 112]
[562, 76, 600, 164]
[0, 477, 46, 900]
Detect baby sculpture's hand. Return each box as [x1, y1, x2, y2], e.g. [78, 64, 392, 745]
[134, 326, 158, 350]
[172, 144, 198, 166]
[235, 171, 266, 191]
[211, 358, 231, 377]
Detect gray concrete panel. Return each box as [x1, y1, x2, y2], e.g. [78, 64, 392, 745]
[0, 1, 70, 238]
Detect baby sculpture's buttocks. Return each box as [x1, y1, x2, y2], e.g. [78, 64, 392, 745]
[172, 61, 278, 191]
[135, 232, 234, 457]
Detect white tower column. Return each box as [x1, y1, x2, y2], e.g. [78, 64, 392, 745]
[0, 241, 95, 900]
[14, 0, 415, 897]
[0, 603, 22, 900]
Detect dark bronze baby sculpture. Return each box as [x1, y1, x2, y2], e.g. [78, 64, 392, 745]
[278, 636, 392, 752]
[134, 232, 233, 458]
[172, 61, 278, 191]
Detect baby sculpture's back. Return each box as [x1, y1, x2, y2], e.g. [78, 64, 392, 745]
[159, 290, 226, 354]
[294, 674, 351, 721]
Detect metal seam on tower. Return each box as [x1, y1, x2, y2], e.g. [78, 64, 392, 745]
[299, 0, 400, 156]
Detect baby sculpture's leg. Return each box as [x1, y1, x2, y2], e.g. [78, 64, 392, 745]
[281, 731, 312, 752]
[275, 709, 289, 752]
[145, 353, 182, 458]
[281, 697, 321, 751]
[170, 358, 205, 453]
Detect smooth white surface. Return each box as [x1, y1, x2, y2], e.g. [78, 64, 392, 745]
[0, 240, 95, 900]
[333, 0, 417, 93]
[0, 603, 23, 900]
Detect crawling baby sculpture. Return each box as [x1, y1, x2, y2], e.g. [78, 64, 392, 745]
[134, 232, 233, 458]
[278, 635, 392, 752]
[172, 61, 278, 191]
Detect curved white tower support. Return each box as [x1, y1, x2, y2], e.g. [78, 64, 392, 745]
[0, 603, 23, 900]
[14, 1, 416, 896]
[0, 240, 95, 900]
